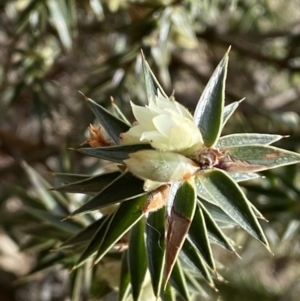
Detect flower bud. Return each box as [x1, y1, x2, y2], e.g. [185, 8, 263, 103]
[124, 150, 199, 182]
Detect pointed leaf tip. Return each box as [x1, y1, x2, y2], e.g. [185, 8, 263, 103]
[226, 45, 232, 54]
[194, 51, 229, 147]
[140, 49, 145, 60]
[78, 91, 88, 101]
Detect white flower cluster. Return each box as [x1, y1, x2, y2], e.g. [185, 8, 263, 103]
[120, 91, 204, 184]
[120, 91, 203, 155]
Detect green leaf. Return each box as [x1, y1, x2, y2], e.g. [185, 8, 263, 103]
[193, 50, 229, 147]
[24, 207, 82, 234]
[188, 205, 215, 270]
[75, 214, 113, 267]
[228, 172, 260, 182]
[165, 180, 197, 285]
[181, 239, 214, 286]
[224, 145, 300, 172]
[93, 195, 147, 265]
[53, 173, 90, 183]
[54, 171, 120, 194]
[146, 207, 166, 298]
[184, 271, 207, 297]
[59, 217, 105, 249]
[199, 202, 236, 253]
[128, 218, 147, 301]
[160, 283, 176, 301]
[83, 95, 130, 144]
[70, 267, 86, 301]
[198, 169, 269, 249]
[22, 224, 71, 241]
[15, 0, 42, 34]
[142, 51, 168, 100]
[77, 144, 153, 163]
[223, 100, 242, 126]
[199, 198, 235, 226]
[47, 0, 73, 51]
[22, 161, 68, 214]
[216, 133, 284, 148]
[71, 172, 145, 216]
[169, 260, 191, 301]
[119, 250, 131, 301]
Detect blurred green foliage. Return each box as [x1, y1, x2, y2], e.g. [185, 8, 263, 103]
[1, 0, 300, 300]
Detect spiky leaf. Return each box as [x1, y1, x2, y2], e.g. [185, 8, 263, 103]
[165, 180, 197, 284]
[193, 50, 229, 147]
[83, 94, 130, 144]
[142, 51, 169, 100]
[181, 239, 214, 286]
[199, 202, 236, 253]
[77, 143, 153, 163]
[188, 205, 215, 269]
[146, 207, 166, 298]
[119, 250, 131, 301]
[217, 133, 284, 148]
[197, 169, 269, 248]
[71, 172, 145, 216]
[128, 218, 147, 301]
[54, 171, 121, 194]
[222, 100, 242, 126]
[224, 145, 300, 171]
[93, 195, 147, 265]
[168, 260, 191, 301]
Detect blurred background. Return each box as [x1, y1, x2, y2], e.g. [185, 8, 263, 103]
[1, 0, 300, 300]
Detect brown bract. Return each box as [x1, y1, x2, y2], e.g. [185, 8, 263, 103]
[142, 184, 170, 214]
[82, 124, 111, 147]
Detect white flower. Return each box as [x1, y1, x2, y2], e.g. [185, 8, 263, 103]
[120, 91, 203, 155]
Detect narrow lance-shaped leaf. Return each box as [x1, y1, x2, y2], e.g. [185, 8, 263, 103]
[146, 207, 166, 298]
[128, 218, 147, 301]
[141, 51, 169, 100]
[70, 172, 145, 216]
[223, 145, 300, 172]
[54, 171, 120, 194]
[199, 198, 236, 226]
[24, 207, 82, 234]
[188, 205, 215, 270]
[228, 172, 260, 182]
[160, 283, 176, 301]
[165, 179, 197, 286]
[198, 201, 236, 253]
[223, 99, 243, 127]
[22, 161, 68, 214]
[216, 133, 284, 148]
[59, 217, 105, 249]
[77, 143, 153, 163]
[53, 173, 90, 183]
[70, 267, 85, 301]
[119, 250, 131, 301]
[193, 49, 229, 147]
[197, 169, 270, 249]
[184, 271, 208, 297]
[74, 214, 114, 268]
[169, 260, 191, 301]
[81, 93, 130, 144]
[93, 195, 148, 265]
[181, 239, 214, 287]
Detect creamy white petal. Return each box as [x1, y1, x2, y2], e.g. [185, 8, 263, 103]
[130, 101, 156, 130]
[119, 125, 144, 144]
